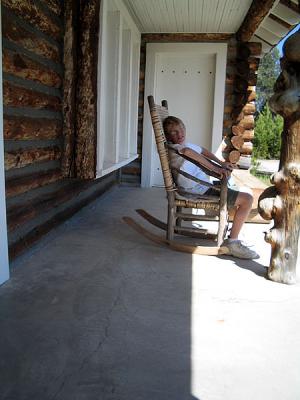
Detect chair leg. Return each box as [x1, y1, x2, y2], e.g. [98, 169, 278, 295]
[217, 178, 228, 246]
[176, 206, 182, 227]
[167, 204, 176, 241]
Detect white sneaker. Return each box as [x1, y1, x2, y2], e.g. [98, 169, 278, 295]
[222, 239, 259, 260]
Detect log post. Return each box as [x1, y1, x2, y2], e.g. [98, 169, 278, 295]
[258, 30, 300, 284]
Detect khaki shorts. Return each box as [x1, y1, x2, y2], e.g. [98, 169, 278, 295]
[205, 182, 239, 207]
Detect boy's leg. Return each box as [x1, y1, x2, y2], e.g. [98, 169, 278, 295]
[229, 190, 253, 239]
[224, 188, 259, 259]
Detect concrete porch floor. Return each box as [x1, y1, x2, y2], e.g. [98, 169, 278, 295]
[1, 186, 300, 400]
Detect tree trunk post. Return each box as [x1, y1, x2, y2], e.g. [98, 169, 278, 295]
[258, 30, 300, 284]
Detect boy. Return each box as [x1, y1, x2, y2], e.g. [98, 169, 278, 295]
[163, 116, 259, 260]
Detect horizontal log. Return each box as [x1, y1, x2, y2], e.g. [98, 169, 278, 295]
[8, 174, 116, 259]
[6, 169, 62, 198]
[7, 181, 87, 231]
[231, 136, 244, 150]
[142, 33, 233, 42]
[224, 105, 233, 114]
[229, 150, 241, 164]
[240, 115, 255, 130]
[248, 72, 258, 86]
[236, 44, 251, 60]
[226, 73, 235, 85]
[234, 77, 248, 93]
[4, 116, 62, 140]
[242, 102, 256, 114]
[242, 130, 255, 140]
[5, 146, 61, 170]
[236, 59, 250, 76]
[234, 92, 247, 106]
[247, 42, 263, 57]
[2, 14, 61, 63]
[3, 49, 62, 88]
[223, 119, 233, 128]
[232, 103, 256, 122]
[2, 0, 63, 41]
[248, 90, 256, 102]
[40, 0, 62, 16]
[240, 141, 253, 155]
[3, 81, 61, 111]
[222, 150, 241, 164]
[248, 57, 260, 71]
[232, 125, 245, 136]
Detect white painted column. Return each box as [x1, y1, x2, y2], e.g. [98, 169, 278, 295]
[0, 2, 10, 285]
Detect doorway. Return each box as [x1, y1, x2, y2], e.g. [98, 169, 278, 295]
[141, 43, 227, 187]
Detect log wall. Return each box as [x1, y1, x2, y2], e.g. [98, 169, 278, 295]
[223, 40, 262, 165]
[3, 0, 117, 258]
[2, 0, 64, 198]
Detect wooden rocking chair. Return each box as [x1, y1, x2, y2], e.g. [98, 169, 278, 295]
[123, 95, 230, 255]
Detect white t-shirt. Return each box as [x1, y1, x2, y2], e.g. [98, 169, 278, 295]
[168, 142, 211, 195]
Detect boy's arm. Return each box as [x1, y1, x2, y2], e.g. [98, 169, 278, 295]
[178, 147, 231, 178]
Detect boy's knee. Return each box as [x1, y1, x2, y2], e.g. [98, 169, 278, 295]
[236, 190, 253, 208]
[242, 191, 253, 207]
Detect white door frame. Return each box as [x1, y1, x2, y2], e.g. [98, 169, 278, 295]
[0, 2, 10, 285]
[141, 42, 227, 188]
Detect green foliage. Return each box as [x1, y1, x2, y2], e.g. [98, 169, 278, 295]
[256, 47, 281, 112]
[253, 104, 283, 159]
[250, 169, 271, 186]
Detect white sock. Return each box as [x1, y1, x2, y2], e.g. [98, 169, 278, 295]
[227, 238, 239, 243]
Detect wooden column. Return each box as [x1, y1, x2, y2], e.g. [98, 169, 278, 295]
[62, 0, 78, 177]
[62, 0, 100, 179]
[258, 30, 300, 284]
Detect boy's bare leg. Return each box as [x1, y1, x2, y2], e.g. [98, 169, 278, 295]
[229, 192, 253, 239]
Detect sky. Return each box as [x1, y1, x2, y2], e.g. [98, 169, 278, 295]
[276, 23, 300, 56]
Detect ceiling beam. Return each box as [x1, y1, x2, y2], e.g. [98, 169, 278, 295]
[141, 33, 233, 43]
[236, 0, 277, 42]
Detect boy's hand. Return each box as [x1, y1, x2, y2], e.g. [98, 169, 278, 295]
[219, 167, 232, 179]
[222, 161, 235, 171]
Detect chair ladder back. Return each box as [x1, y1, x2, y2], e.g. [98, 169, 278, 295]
[148, 96, 174, 192]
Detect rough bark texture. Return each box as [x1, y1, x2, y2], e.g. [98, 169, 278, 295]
[2, 0, 63, 41]
[223, 41, 261, 165]
[4, 116, 62, 140]
[75, 0, 100, 179]
[236, 0, 277, 42]
[5, 146, 61, 170]
[3, 82, 61, 111]
[3, 49, 62, 88]
[258, 30, 300, 284]
[62, 0, 100, 179]
[2, 12, 60, 63]
[142, 33, 233, 42]
[61, 0, 77, 177]
[6, 169, 62, 198]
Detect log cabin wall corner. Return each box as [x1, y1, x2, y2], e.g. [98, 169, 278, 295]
[2, 0, 118, 260]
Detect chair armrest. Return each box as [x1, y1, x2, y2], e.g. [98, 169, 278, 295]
[172, 167, 220, 190]
[167, 145, 222, 180]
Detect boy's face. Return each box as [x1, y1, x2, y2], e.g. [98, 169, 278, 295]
[165, 123, 186, 145]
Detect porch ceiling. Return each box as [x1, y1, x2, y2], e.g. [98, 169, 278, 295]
[123, 0, 300, 53]
[123, 0, 253, 33]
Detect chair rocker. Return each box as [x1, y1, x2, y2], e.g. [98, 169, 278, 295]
[123, 95, 230, 255]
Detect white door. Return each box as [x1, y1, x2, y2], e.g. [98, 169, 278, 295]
[142, 43, 227, 188]
[152, 52, 215, 186]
